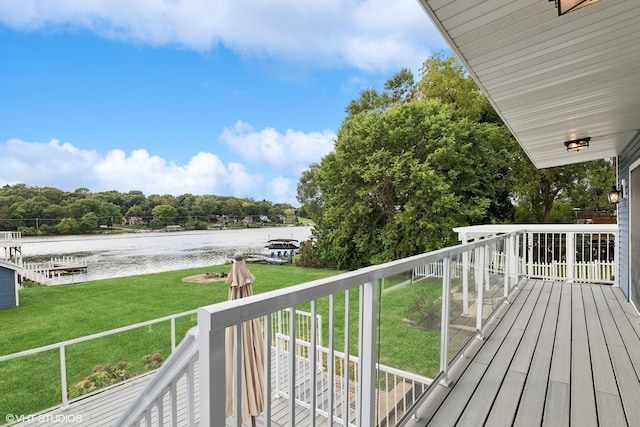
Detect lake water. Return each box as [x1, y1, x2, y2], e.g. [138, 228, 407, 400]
[19, 226, 313, 283]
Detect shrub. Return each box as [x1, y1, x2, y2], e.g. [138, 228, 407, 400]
[67, 362, 132, 399]
[67, 353, 165, 399]
[143, 352, 165, 370]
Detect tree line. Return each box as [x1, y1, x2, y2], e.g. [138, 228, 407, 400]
[0, 185, 297, 235]
[296, 54, 616, 270]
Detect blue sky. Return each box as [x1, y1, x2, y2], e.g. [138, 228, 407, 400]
[0, 1, 448, 205]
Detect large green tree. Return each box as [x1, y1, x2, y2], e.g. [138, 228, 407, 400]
[513, 158, 616, 223]
[299, 54, 516, 269]
[312, 99, 514, 269]
[151, 204, 178, 227]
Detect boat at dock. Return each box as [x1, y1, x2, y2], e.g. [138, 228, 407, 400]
[243, 238, 301, 264]
[264, 238, 299, 257]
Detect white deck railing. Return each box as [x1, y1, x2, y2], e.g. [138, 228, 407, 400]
[0, 231, 22, 244]
[454, 224, 618, 285]
[198, 225, 618, 426]
[198, 230, 525, 427]
[0, 309, 198, 411]
[4, 224, 619, 426]
[114, 327, 200, 427]
[114, 308, 431, 426]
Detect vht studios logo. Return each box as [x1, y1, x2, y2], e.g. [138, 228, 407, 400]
[5, 414, 83, 424]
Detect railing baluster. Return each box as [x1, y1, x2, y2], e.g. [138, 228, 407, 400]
[233, 323, 242, 427]
[440, 256, 451, 385]
[60, 345, 68, 408]
[328, 294, 335, 426]
[311, 300, 317, 427]
[170, 382, 177, 426]
[187, 360, 195, 427]
[263, 313, 272, 427]
[288, 306, 296, 427]
[476, 247, 485, 336]
[171, 318, 176, 351]
[343, 289, 350, 425]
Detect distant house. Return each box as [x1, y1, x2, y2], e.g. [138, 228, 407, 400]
[0, 259, 20, 309]
[123, 216, 146, 226]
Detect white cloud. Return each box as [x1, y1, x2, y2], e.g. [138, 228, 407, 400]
[220, 120, 335, 176]
[0, 125, 329, 204]
[0, 0, 445, 73]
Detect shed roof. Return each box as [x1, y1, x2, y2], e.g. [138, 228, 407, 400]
[0, 259, 21, 272]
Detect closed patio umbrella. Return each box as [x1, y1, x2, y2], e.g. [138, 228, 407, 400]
[226, 253, 264, 425]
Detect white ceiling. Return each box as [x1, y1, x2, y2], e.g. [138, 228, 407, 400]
[417, 0, 640, 168]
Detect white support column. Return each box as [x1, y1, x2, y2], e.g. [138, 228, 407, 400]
[198, 308, 227, 427]
[359, 281, 377, 427]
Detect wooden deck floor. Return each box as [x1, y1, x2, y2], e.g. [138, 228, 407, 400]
[406, 279, 640, 427]
[12, 350, 352, 427]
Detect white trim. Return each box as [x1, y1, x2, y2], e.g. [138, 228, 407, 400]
[628, 159, 640, 311]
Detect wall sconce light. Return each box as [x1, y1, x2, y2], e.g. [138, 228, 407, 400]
[607, 179, 626, 204]
[550, 0, 601, 16]
[564, 137, 590, 152]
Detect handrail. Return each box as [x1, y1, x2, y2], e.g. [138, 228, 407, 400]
[198, 232, 522, 333]
[0, 309, 198, 410]
[0, 309, 197, 363]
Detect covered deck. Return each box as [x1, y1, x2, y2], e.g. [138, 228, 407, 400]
[407, 279, 640, 427]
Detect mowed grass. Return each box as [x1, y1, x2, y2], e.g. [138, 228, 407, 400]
[0, 264, 444, 419]
[0, 263, 340, 418]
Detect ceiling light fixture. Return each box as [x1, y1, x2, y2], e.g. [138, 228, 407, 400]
[564, 137, 590, 152]
[550, 0, 601, 16]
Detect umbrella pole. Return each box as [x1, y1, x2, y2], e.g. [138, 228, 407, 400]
[252, 416, 256, 427]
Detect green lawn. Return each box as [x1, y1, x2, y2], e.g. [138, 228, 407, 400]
[0, 264, 445, 419]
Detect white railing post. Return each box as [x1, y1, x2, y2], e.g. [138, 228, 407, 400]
[503, 237, 510, 296]
[198, 308, 226, 427]
[476, 247, 485, 336]
[440, 257, 451, 386]
[527, 232, 533, 278]
[566, 232, 575, 283]
[60, 346, 68, 408]
[359, 281, 377, 427]
[263, 313, 272, 427]
[342, 290, 351, 425]
[462, 243, 470, 315]
[171, 318, 176, 351]
[514, 233, 521, 285]
[614, 231, 620, 287]
[232, 324, 242, 427]
[310, 301, 318, 427]
[288, 306, 297, 427]
[328, 295, 335, 425]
